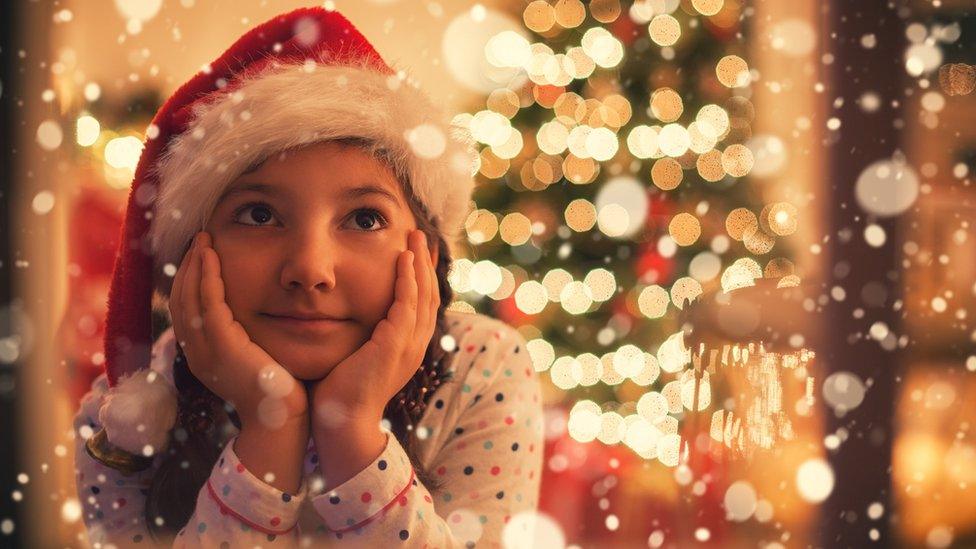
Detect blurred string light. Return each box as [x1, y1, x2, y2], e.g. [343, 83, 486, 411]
[113, 0, 163, 35]
[443, 0, 811, 467]
[75, 114, 100, 147]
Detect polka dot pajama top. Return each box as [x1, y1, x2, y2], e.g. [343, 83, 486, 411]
[74, 310, 545, 547]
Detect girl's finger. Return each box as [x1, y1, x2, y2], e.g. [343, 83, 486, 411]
[174, 234, 200, 344]
[168, 241, 189, 340]
[387, 250, 417, 349]
[413, 232, 432, 340]
[199, 241, 235, 345]
[182, 232, 205, 340]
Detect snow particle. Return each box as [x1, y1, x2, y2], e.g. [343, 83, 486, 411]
[36, 120, 63, 151]
[867, 501, 885, 520]
[855, 159, 919, 217]
[31, 191, 55, 215]
[823, 371, 866, 414]
[864, 224, 886, 247]
[926, 525, 954, 548]
[724, 481, 758, 522]
[796, 458, 835, 503]
[405, 124, 447, 160]
[61, 498, 81, 524]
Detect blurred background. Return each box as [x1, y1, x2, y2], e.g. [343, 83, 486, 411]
[2, 0, 976, 547]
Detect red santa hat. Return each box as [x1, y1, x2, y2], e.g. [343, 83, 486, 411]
[96, 7, 477, 456]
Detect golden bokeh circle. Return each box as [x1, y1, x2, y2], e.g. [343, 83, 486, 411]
[764, 257, 795, 278]
[725, 208, 758, 241]
[696, 104, 730, 138]
[670, 276, 703, 309]
[692, 0, 724, 16]
[602, 94, 633, 128]
[743, 225, 775, 254]
[464, 209, 499, 244]
[563, 154, 598, 184]
[563, 198, 596, 233]
[637, 285, 670, 319]
[651, 88, 684, 122]
[500, 212, 533, 246]
[715, 55, 750, 88]
[479, 147, 510, 179]
[668, 213, 701, 246]
[523, 0, 556, 33]
[589, 0, 622, 24]
[651, 158, 684, 190]
[648, 14, 681, 47]
[726, 96, 755, 120]
[721, 144, 754, 177]
[554, 92, 585, 125]
[487, 88, 521, 119]
[766, 202, 799, 236]
[696, 150, 725, 182]
[554, 0, 586, 29]
[532, 156, 557, 187]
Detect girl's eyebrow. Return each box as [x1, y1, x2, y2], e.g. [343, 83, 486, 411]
[342, 185, 402, 207]
[217, 182, 284, 204]
[217, 182, 401, 207]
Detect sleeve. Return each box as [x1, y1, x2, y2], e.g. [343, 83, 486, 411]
[172, 435, 308, 547]
[74, 339, 309, 548]
[308, 324, 545, 548]
[73, 372, 158, 547]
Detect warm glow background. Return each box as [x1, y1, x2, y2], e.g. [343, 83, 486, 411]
[4, 1, 976, 547]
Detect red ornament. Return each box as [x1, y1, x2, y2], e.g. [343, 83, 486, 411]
[634, 243, 674, 285]
[609, 13, 640, 47]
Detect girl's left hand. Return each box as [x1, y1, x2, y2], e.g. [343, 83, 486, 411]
[309, 229, 439, 432]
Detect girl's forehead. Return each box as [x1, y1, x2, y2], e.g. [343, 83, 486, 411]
[224, 144, 406, 206]
[217, 179, 403, 210]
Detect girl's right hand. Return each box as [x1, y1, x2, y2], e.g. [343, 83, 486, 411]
[168, 231, 308, 431]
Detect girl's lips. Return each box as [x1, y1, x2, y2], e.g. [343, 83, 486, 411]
[261, 313, 348, 335]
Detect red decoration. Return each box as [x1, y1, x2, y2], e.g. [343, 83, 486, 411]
[635, 243, 674, 285]
[62, 186, 124, 404]
[610, 13, 641, 47]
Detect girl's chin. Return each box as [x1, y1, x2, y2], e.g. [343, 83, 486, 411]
[274, 357, 340, 381]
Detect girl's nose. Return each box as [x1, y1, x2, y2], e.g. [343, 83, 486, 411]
[279, 232, 338, 292]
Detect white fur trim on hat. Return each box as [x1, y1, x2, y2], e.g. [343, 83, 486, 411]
[148, 59, 478, 297]
[99, 328, 179, 455]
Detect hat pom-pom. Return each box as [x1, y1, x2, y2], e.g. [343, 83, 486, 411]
[98, 369, 178, 457]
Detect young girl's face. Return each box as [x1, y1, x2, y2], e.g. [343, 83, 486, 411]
[202, 141, 434, 381]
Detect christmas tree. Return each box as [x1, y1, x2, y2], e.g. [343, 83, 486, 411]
[456, 0, 802, 468]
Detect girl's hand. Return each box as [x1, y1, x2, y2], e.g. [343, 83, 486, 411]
[169, 231, 308, 430]
[309, 229, 439, 432]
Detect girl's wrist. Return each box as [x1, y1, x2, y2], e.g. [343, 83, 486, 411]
[235, 414, 310, 494]
[238, 408, 309, 436]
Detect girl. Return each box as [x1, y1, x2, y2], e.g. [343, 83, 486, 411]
[73, 7, 544, 548]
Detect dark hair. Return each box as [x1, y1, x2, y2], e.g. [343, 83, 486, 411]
[145, 138, 458, 541]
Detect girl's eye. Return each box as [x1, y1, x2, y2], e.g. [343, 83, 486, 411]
[231, 203, 387, 232]
[347, 208, 388, 232]
[233, 203, 277, 226]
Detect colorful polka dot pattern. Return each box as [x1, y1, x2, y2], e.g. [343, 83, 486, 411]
[73, 310, 544, 547]
[309, 431, 414, 533]
[203, 436, 306, 536]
